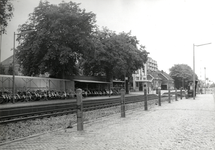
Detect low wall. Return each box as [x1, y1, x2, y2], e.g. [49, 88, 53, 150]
[0, 75, 74, 92]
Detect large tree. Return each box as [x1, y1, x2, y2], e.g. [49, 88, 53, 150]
[16, 1, 96, 78]
[169, 64, 198, 89]
[83, 28, 149, 92]
[0, 0, 13, 33]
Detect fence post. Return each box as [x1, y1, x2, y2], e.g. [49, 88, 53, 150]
[144, 87, 148, 110]
[175, 88, 178, 101]
[120, 89, 125, 117]
[76, 88, 83, 131]
[158, 88, 161, 106]
[180, 88, 182, 100]
[168, 87, 171, 103]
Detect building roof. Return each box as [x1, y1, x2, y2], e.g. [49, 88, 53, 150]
[158, 70, 174, 81]
[148, 71, 162, 80]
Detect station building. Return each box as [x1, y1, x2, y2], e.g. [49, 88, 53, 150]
[131, 57, 174, 92]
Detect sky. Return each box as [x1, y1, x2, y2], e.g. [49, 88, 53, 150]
[1, 0, 215, 82]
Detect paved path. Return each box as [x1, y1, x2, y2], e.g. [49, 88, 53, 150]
[1, 94, 215, 150]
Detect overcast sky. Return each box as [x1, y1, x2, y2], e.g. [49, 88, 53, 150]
[1, 0, 215, 82]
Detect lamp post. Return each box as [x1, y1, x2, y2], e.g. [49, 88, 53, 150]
[12, 30, 36, 103]
[193, 43, 211, 99]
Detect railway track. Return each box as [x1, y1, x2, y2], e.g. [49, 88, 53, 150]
[0, 94, 158, 124]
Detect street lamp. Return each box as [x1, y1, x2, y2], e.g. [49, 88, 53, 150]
[193, 43, 211, 99]
[12, 29, 36, 103]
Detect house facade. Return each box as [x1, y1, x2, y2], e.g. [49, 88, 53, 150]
[131, 55, 174, 92]
[131, 57, 159, 92]
[158, 70, 174, 90]
[147, 71, 162, 93]
[131, 64, 149, 91]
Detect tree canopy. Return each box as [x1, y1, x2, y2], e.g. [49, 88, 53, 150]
[83, 28, 149, 81]
[16, 1, 149, 82]
[169, 64, 198, 89]
[0, 0, 13, 33]
[16, 1, 96, 78]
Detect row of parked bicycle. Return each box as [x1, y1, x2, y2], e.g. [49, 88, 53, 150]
[0, 88, 121, 104]
[81, 88, 121, 97]
[0, 90, 72, 104]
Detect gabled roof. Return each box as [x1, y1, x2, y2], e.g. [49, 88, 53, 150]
[148, 71, 161, 80]
[158, 70, 174, 81]
[147, 71, 162, 80]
